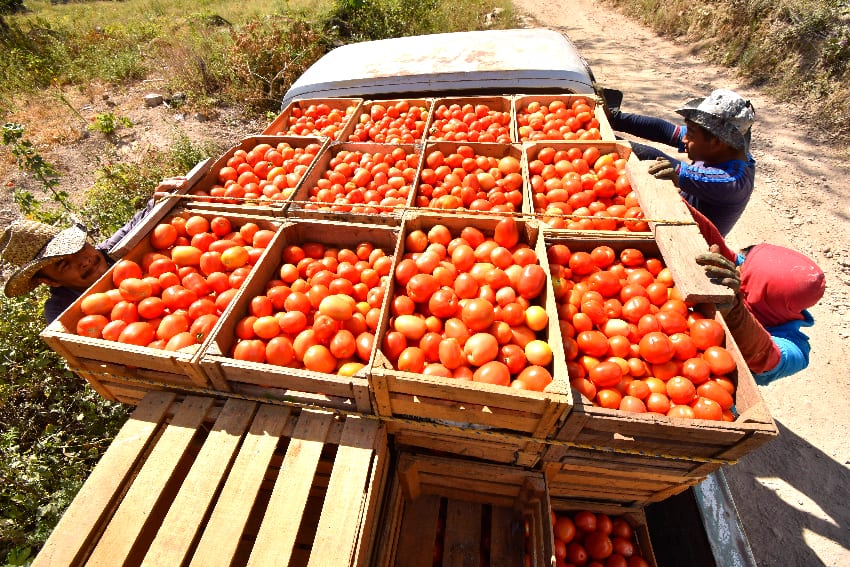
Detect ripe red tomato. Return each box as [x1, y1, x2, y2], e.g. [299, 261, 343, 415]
[574, 510, 597, 532]
[112, 259, 143, 286]
[76, 314, 109, 338]
[584, 531, 613, 560]
[690, 318, 726, 350]
[638, 332, 675, 364]
[702, 345, 737, 375]
[554, 515, 577, 543]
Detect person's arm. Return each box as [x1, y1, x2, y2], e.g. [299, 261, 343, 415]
[695, 252, 782, 374]
[752, 330, 811, 385]
[97, 177, 186, 253]
[609, 111, 684, 149]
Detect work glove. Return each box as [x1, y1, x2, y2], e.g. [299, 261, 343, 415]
[647, 157, 677, 182]
[695, 250, 781, 374]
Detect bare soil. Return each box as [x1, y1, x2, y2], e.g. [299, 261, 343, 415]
[2, 5, 849, 566]
[512, 2, 850, 565]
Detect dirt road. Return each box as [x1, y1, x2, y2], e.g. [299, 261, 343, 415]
[511, 1, 850, 565]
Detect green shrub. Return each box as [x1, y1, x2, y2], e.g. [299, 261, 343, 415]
[0, 291, 129, 563]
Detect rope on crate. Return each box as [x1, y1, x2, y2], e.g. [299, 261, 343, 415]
[153, 193, 698, 227]
[75, 366, 738, 467]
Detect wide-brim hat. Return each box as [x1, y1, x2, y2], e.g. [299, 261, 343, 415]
[676, 89, 755, 152]
[0, 220, 88, 297]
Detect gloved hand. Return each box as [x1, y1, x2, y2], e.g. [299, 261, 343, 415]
[647, 157, 677, 181]
[696, 248, 781, 374]
[695, 251, 740, 293]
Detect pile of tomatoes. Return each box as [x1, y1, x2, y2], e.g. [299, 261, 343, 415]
[302, 147, 421, 215]
[517, 97, 602, 142]
[346, 100, 429, 143]
[383, 218, 554, 392]
[428, 101, 513, 143]
[194, 141, 323, 205]
[270, 101, 357, 140]
[227, 239, 392, 374]
[415, 145, 523, 212]
[75, 215, 273, 351]
[549, 243, 738, 421]
[528, 144, 648, 232]
[552, 509, 651, 567]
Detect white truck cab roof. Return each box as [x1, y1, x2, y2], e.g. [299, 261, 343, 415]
[282, 28, 597, 107]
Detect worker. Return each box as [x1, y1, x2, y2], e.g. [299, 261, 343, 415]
[0, 177, 186, 323]
[605, 88, 756, 237]
[695, 221, 825, 384]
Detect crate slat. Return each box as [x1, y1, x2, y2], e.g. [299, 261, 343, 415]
[247, 410, 335, 566]
[396, 495, 442, 567]
[140, 398, 258, 566]
[443, 499, 483, 567]
[309, 417, 381, 566]
[86, 396, 216, 566]
[189, 403, 293, 567]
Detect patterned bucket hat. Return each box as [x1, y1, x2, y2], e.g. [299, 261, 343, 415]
[676, 89, 755, 152]
[0, 220, 88, 297]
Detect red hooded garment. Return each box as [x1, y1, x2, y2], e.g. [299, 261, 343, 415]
[739, 243, 825, 327]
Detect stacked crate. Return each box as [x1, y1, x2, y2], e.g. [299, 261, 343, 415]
[35, 94, 778, 566]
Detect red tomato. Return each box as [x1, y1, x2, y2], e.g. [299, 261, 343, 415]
[76, 314, 109, 338]
[574, 510, 597, 532]
[493, 217, 519, 248]
[588, 360, 623, 388]
[117, 321, 156, 346]
[697, 380, 735, 410]
[666, 376, 697, 405]
[514, 365, 553, 391]
[584, 531, 613, 560]
[702, 345, 737, 375]
[690, 318, 726, 350]
[112, 259, 143, 286]
[638, 332, 675, 364]
[554, 515, 577, 543]
[472, 360, 511, 386]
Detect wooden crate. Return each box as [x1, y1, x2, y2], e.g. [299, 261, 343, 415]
[545, 494, 658, 567]
[285, 142, 421, 225]
[199, 219, 401, 413]
[33, 391, 389, 567]
[513, 93, 615, 141]
[542, 234, 778, 506]
[372, 451, 552, 567]
[522, 140, 644, 231]
[40, 211, 283, 402]
[426, 95, 515, 143]
[263, 98, 363, 140]
[339, 98, 432, 143]
[165, 135, 330, 217]
[414, 140, 526, 214]
[369, 213, 572, 464]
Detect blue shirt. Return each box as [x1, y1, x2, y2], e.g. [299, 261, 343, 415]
[753, 311, 815, 385]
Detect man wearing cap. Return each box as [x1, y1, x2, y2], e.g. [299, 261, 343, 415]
[0, 177, 185, 322]
[606, 88, 756, 236]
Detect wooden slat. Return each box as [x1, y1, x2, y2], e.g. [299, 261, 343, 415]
[489, 506, 523, 567]
[85, 396, 216, 567]
[247, 410, 335, 567]
[397, 494, 442, 567]
[189, 404, 293, 567]
[140, 399, 258, 567]
[32, 392, 176, 567]
[442, 499, 482, 567]
[308, 416, 380, 567]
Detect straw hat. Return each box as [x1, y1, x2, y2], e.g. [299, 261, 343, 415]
[676, 89, 756, 152]
[0, 220, 88, 297]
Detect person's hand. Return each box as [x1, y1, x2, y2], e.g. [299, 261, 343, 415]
[647, 157, 677, 181]
[696, 245, 741, 312]
[153, 176, 187, 199]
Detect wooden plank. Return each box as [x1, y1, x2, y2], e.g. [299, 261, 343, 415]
[140, 399, 258, 567]
[246, 410, 335, 567]
[190, 404, 293, 567]
[397, 494, 442, 567]
[308, 416, 381, 567]
[85, 396, 216, 567]
[32, 392, 176, 567]
[442, 499, 482, 567]
[490, 506, 523, 567]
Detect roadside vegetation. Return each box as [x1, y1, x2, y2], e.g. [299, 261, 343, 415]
[607, 0, 850, 142]
[0, 0, 517, 563]
[2, 0, 848, 563]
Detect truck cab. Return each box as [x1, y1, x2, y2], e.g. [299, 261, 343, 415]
[281, 28, 598, 108]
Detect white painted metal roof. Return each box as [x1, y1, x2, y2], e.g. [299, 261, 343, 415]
[282, 28, 596, 107]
